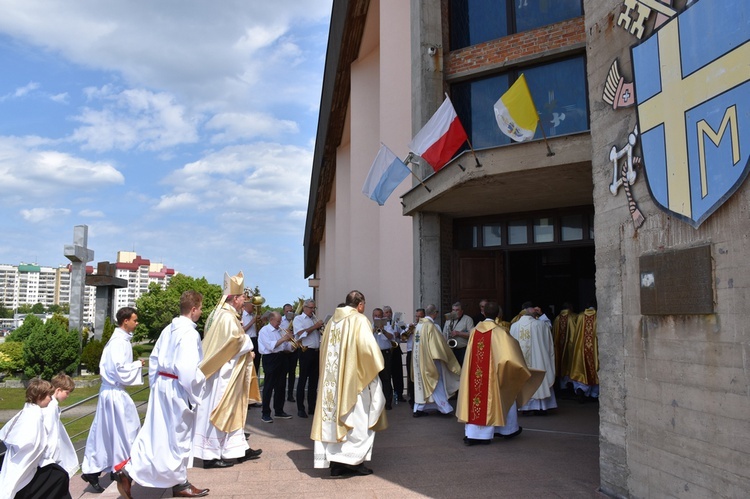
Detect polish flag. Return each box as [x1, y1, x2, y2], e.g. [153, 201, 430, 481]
[408, 95, 468, 172]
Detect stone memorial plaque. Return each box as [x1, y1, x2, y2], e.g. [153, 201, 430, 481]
[639, 245, 713, 315]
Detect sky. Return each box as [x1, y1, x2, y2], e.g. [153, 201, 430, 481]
[0, 0, 333, 306]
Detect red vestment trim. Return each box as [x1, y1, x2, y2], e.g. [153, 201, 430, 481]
[581, 315, 598, 384]
[467, 330, 491, 425]
[158, 371, 178, 379]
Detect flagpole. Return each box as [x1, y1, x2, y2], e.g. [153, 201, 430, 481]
[404, 153, 431, 193]
[465, 137, 482, 167]
[536, 116, 555, 157]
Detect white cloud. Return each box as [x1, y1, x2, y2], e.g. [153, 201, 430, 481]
[0, 136, 124, 199]
[154, 192, 200, 211]
[79, 209, 105, 218]
[71, 87, 199, 152]
[49, 92, 69, 104]
[205, 112, 298, 143]
[20, 207, 71, 223]
[0, 81, 40, 102]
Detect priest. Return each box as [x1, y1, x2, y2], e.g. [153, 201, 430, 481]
[311, 290, 388, 477]
[193, 271, 262, 469]
[510, 302, 557, 414]
[412, 304, 461, 417]
[457, 301, 544, 446]
[568, 302, 599, 399]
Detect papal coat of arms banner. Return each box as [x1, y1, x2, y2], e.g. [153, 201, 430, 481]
[631, 0, 749, 228]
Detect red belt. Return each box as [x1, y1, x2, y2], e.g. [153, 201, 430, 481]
[158, 371, 178, 379]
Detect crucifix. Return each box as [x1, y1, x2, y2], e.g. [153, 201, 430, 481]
[64, 225, 94, 345]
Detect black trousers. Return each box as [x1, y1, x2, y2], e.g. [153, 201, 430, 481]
[251, 336, 261, 375]
[261, 353, 286, 417]
[284, 350, 298, 399]
[379, 348, 393, 405]
[406, 350, 414, 402]
[390, 346, 405, 400]
[16, 463, 71, 499]
[297, 348, 319, 413]
[454, 347, 466, 367]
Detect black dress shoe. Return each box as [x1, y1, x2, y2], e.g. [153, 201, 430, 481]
[330, 462, 354, 477]
[413, 410, 429, 418]
[203, 458, 235, 469]
[172, 483, 210, 497]
[113, 469, 133, 499]
[345, 463, 373, 475]
[297, 410, 308, 418]
[503, 427, 523, 440]
[274, 412, 293, 419]
[463, 437, 491, 446]
[237, 448, 263, 463]
[81, 473, 104, 493]
[287, 396, 295, 402]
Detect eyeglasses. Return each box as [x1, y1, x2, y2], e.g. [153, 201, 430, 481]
[305, 305, 316, 309]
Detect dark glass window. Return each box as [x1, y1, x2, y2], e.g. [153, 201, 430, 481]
[453, 56, 588, 149]
[450, 0, 582, 51]
[483, 224, 502, 246]
[515, 0, 583, 33]
[453, 73, 511, 149]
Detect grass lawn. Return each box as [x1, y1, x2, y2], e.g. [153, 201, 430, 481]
[0, 380, 151, 442]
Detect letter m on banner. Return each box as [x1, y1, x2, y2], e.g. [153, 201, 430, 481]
[631, 0, 750, 228]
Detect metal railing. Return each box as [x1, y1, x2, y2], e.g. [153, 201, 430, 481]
[0, 367, 150, 460]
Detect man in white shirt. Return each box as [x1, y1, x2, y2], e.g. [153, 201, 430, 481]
[372, 308, 394, 410]
[293, 300, 324, 418]
[241, 301, 260, 375]
[280, 303, 298, 404]
[258, 311, 295, 423]
[384, 306, 405, 403]
[442, 301, 474, 366]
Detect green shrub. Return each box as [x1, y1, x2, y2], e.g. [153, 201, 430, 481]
[4, 314, 44, 343]
[23, 320, 80, 379]
[80, 339, 104, 374]
[0, 341, 25, 373]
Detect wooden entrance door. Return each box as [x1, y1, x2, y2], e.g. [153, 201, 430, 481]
[451, 250, 504, 320]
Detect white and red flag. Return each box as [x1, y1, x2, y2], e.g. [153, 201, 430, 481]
[408, 95, 468, 172]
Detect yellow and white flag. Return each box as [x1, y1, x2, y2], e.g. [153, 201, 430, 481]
[493, 74, 538, 142]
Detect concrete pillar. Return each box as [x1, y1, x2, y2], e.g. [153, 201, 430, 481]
[411, 0, 445, 310]
[64, 225, 94, 343]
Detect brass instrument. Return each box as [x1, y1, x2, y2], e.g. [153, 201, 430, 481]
[400, 323, 416, 341]
[250, 290, 266, 329]
[285, 311, 307, 352]
[447, 337, 458, 348]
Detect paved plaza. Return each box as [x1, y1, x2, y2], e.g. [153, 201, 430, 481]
[69, 395, 602, 498]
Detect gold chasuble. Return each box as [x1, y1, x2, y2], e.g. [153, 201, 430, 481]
[311, 306, 387, 443]
[456, 321, 544, 427]
[553, 309, 578, 378]
[568, 309, 598, 387]
[199, 303, 261, 433]
[413, 318, 461, 401]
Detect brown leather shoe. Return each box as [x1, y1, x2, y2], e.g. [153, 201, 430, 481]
[114, 469, 133, 499]
[172, 483, 210, 497]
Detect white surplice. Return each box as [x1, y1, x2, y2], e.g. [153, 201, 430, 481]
[510, 315, 557, 410]
[0, 403, 46, 499]
[41, 396, 79, 476]
[82, 327, 143, 474]
[193, 333, 253, 460]
[313, 376, 384, 468]
[128, 316, 206, 488]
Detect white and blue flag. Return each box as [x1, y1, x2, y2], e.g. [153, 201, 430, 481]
[361, 144, 410, 206]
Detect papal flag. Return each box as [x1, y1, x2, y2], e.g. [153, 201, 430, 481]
[362, 144, 410, 206]
[494, 74, 539, 142]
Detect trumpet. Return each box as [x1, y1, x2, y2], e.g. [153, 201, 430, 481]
[400, 323, 416, 341]
[447, 337, 458, 348]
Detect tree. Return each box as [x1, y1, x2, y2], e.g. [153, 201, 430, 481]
[30, 303, 45, 314]
[4, 314, 44, 343]
[81, 317, 115, 374]
[23, 318, 80, 378]
[0, 305, 13, 319]
[0, 341, 25, 374]
[16, 304, 33, 314]
[135, 274, 222, 342]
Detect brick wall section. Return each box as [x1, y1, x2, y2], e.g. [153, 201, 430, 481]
[445, 16, 585, 76]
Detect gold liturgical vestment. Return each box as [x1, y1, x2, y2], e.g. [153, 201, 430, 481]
[311, 306, 387, 443]
[568, 308, 598, 387]
[553, 309, 578, 378]
[456, 321, 544, 427]
[199, 303, 261, 433]
[412, 318, 461, 402]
